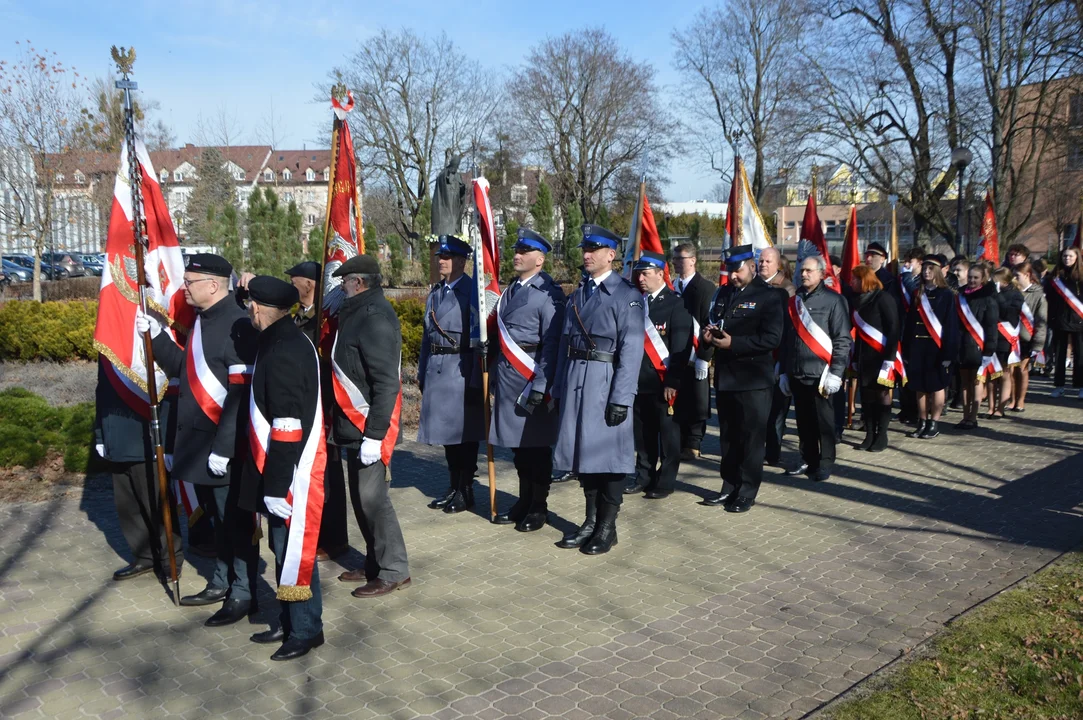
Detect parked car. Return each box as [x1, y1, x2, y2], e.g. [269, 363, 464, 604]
[3, 254, 62, 280]
[43, 251, 86, 278]
[80, 254, 104, 276]
[1, 258, 32, 282]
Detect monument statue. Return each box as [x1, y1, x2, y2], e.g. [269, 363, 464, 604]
[431, 151, 466, 237]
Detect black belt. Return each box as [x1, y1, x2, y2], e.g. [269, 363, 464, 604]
[518, 343, 539, 352]
[431, 345, 465, 355]
[568, 347, 614, 363]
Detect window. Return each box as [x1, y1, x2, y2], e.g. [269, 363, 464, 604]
[174, 171, 183, 182]
[1071, 94, 1083, 127]
[323, 168, 330, 181]
[235, 170, 245, 181]
[263, 169, 274, 182]
[797, 188, 809, 202]
[307, 214, 317, 225]
[306, 168, 315, 182]
[160, 169, 168, 183]
[311, 155, 317, 161]
[282, 169, 292, 181]
[278, 155, 284, 162]
[1068, 143, 1083, 171]
[784, 221, 795, 229]
[73, 171, 85, 184]
[510, 184, 528, 204]
[56, 173, 65, 183]
[284, 192, 294, 203]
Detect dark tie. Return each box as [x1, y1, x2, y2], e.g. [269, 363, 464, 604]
[585, 278, 596, 301]
[648, 293, 655, 308]
[676, 280, 683, 296]
[508, 281, 520, 301]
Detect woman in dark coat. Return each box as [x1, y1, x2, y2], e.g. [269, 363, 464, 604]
[849, 266, 900, 452]
[954, 264, 999, 429]
[902, 257, 960, 439]
[1047, 246, 1083, 398]
[987, 266, 1024, 418]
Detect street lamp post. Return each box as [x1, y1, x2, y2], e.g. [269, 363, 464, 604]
[950, 147, 973, 256]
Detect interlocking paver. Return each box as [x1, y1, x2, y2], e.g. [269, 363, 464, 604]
[1, 381, 1081, 719]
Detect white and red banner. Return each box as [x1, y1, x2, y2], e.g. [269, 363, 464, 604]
[917, 293, 943, 348]
[93, 136, 193, 417]
[851, 310, 886, 354]
[956, 295, 985, 350]
[248, 345, 326, 601]
[174, 479, 202, 526]
[788, 295, 834, 392]
[329, 334, 402, 466]
[1052, 277, 1083, 321]
[899, 281, 912, 313]
[472, 177, 501, 342]
[719, 157, 772, 286]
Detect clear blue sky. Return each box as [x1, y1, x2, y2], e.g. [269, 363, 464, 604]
[1, 0, 719, 200]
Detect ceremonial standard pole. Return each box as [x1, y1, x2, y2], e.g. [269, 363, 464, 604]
[113, 47, 180, 605]
[470, 160, 498, 521]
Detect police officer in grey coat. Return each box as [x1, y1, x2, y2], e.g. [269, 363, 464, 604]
[552, 225, 641, 555]
[490, 229, 566, 532]
[418, 235, 485, 514]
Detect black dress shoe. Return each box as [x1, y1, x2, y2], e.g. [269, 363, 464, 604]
[701, 489, 735, 507]
[180, 585, 228, 606]
[113, 563, 155, 581]
[271, 631, 325, 661]
[442, 490, 473, 514]
[492, 512, 517, 525]
[813, 470, 832, 482]
[205, 598, 257, 627]
[515, 512, 547, 532]
[250, 627, 287, 644]
[644, 489, 672, 500]
[784, 463, 809, 477]
[428, 487, 455, 509]
[622, 481, 646, 495]
[552, 471, 576, 483]
[724, 497, 755, 513]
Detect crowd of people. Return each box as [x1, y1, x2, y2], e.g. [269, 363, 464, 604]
[93, 222, 1083, 663]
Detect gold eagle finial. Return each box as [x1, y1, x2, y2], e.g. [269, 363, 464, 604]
[110, 46, 136, 77]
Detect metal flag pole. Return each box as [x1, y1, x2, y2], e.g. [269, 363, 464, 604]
[113, 47, 180, 605]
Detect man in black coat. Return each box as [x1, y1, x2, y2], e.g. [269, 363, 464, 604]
[94, 359, 182, 581]
[239, 276, 325, 661]
[865, 242, 896, 294]
[699, 245, 785, 512]
[136, 253, 259, 626]
[670, 242, 714, 460]
[329, 255, 411, 598]
[625, 251, 693, 499]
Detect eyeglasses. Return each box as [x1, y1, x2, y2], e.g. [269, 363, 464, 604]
[183, 278, 215, 288]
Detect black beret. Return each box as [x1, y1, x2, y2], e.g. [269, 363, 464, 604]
[248, 276, 299, 309]
[866, 242, 888, 258]
[184, 253, 232, 277]
[285, 261, 321, 282]
[331, 254, 381, 277]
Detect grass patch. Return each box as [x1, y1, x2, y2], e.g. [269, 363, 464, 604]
[826, 551, 1083, 720]
[0, 387, 97, 471]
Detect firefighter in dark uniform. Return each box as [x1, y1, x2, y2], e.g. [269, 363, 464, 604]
[284, 260, 350, 561]
[625, 251, 693, 499]
[490, 229, 566, 532]
[670, 242, 714, 460]
[552, 224, 641, 555]
[699, 245, 784, 513]
[418, 236, 485, 514]
[136, 253, 259, 625]
[239, 276, 325, 661]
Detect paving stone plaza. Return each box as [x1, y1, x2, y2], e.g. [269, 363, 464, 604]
[1, 383, 1081, 719]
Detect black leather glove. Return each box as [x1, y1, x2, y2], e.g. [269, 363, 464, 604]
[604, 403, 628, 427]
[525, 390, 545, 409]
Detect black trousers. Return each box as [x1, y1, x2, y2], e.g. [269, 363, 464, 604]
[195, 482, 258, 601]
[112, 460, 181, 566]
[792, 380, 837, 472]
[579, 473, 624, 508]
[1054, 331, 1083, 388]
[512, 446, 552, 486]
[345, 455, 410, 583]
[318, 446, 349, 550]
[677, 366, 710, 451]
[633, 393, 681, 493]
[765, 386, 792, 464]
[717, 387, 771, 500]
[443, 442, 479, 486]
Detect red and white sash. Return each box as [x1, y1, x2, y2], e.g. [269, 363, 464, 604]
[917, 293, 943, 348]
[643, 298, 670, 382]
[956, 295, 985, 350]
[495, 288, 552, 407]
[998, 321, 1021, 367]
[185, 316, 252, 424]
[174, 479, 202, 526]
[330, 334, 402, 466]
[689, 316, 700, 367]
[851, 311, 886, 353]
[1052, 277, 1083, 321]
[248, 341, 326, 602]
[980, 353, 1003, 381]
[899, 280, 912, 312]
[852, 310, 898, 386]
[788, 295, 833, 392]
[1020, 301, 1035, 336]
[893, 343, 908, 386]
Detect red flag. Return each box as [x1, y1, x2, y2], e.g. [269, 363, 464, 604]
[638, 193, 671, 290]
[93, 138, 193, 417]
[976, 190, 999, 262]
[800, 192, 842, 293]
[472, 177, 500, 338]
[840, 205, 860, 290]
[718, 178, 738, 285]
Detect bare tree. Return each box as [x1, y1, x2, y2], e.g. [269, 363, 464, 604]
[330, 29, 497, 254]
[256, 97, 288, 150]
[145, 118, 176, 152]
[506, 28, 679, 222]
[673, 0, 818, 203]
[0, 41, 85, 300]
[194, 105, 245, 150]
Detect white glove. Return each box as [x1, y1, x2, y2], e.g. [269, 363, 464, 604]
[778, 373, 792, 397]
[264, 496, 292, 519]
[95, 443, 106, 458]
[823, 373, 843, 396]
[359, 437, 383, 466]
[694, 358, 709, 381]
[134, 308, 162, 338]
[207, 452, 229, 477]
[164, 454, 173, 472]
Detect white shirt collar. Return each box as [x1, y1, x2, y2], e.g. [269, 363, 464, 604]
[444, 275, 463, 291]
[589, 270, 612, 286]
[648, 286, 664, 301]
[516, 271, 539, 287]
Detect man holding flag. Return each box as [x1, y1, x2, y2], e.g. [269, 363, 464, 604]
[489, 229, 566, 532]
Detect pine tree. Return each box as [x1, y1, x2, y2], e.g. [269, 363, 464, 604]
[563, 202, 584, 270]
[306, 226, 325, 263]
[530, 179, 554, 238]
[186, 148, 235, 246]
[217, 205, 243, 271]
[501, 219, 519, 280]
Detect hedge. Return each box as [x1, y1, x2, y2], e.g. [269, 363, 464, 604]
[0, 297, 429, 364]
[0, 387, 97, 471]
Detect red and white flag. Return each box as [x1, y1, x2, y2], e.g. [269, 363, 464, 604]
[976, 190, 999, 263]
[472, 177, 501, 340]
[840, 205, 860, 290]
[800, 192, 841, 293]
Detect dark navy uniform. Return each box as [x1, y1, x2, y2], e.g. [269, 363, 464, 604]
[673, 270, 714, 454]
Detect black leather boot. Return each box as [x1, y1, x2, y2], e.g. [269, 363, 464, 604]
[516, 478, 550, 532]
[429, 467, 457, 509]
[922, 419, 940, 439]
[556, 489, 597, 548]
[494, 474, 531, 525]
[907, 419, 928, 438]
[869, 405, 891, 452]
[581, 502, 618, 555]
[856, 401, 876, 450]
